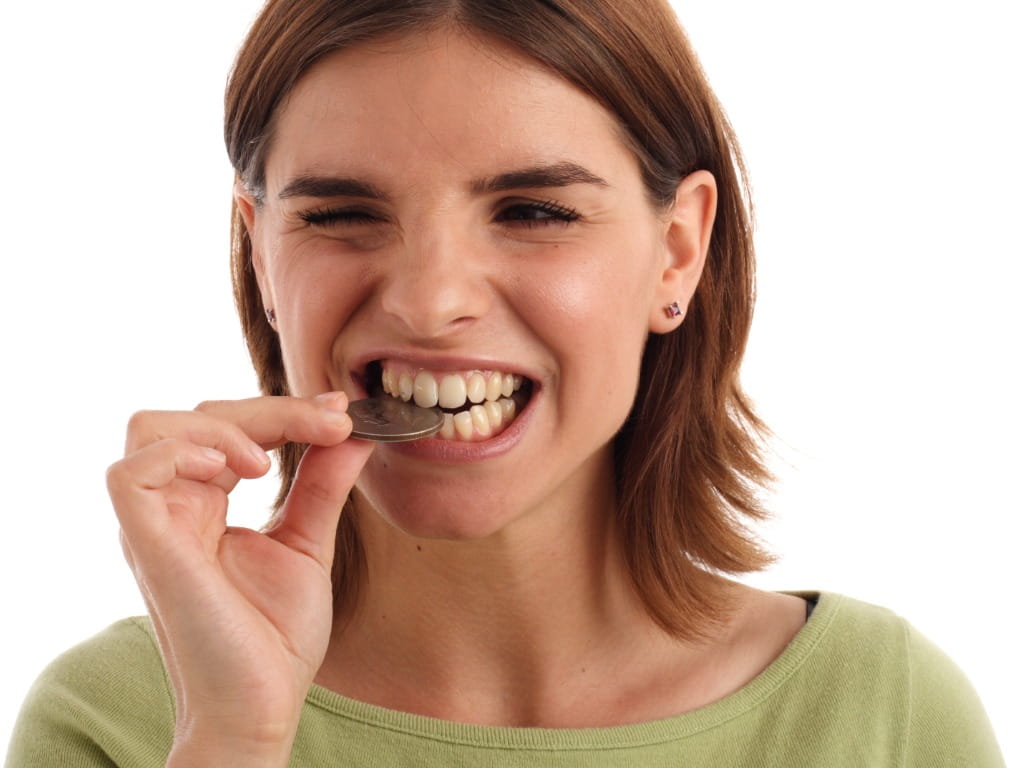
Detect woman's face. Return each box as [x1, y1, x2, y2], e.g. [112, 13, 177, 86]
[239, 29, 710, 540]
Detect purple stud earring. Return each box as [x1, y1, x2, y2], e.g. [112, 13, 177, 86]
[265, 308, 276, 325]
[664, 301, 683, 319]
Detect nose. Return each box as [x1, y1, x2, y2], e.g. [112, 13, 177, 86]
[379, 224, 491, 340]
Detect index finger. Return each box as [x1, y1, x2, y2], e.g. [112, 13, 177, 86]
[193, 392, 353, 451]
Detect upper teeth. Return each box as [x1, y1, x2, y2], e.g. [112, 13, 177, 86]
[381, 366, 524, 410]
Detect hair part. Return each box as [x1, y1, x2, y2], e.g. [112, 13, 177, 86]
[226, 0, 773, 641]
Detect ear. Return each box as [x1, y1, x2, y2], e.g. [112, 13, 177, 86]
[649, 169, 717, 334]
[233, 178, 273, 311]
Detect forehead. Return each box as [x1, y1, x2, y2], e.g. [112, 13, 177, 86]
[264, 28, 637, 190]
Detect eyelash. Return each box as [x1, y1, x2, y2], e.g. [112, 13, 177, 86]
[296, 200, 581, 228]
[298, 207, 378, 226]
[496, 200, 581, 227]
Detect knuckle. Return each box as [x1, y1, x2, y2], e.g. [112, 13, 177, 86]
[105, 460, 129, 494]
[126, 409, 156, 436]
[194, 399, 224, 413]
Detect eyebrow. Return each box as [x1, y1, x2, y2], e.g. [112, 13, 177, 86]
[277, 161, 608, 202]
[277, 175, 387, 201]
[470, 162, 609, 194]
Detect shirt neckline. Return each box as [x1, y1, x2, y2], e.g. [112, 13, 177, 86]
[304, 590, 841, 750]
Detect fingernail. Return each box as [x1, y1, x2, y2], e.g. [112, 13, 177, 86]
[321, 409, 350, 427]
[315, 391, 348, 414]
[247, 442, 271, 465]
[201, 447, 227, 464]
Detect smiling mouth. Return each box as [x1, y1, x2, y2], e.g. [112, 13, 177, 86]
[366, 360, 533, 442]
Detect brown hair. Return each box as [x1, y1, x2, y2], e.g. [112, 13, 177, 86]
[225, 0, 773, 640]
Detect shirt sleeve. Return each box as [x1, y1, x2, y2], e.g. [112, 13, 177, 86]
[902, 622, 1005, 768]
[4, 618, 175, 768]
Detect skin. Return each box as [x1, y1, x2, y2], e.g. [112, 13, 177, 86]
[109, 27, 806, 767]
[247, 32, 687, 544]
[109, 395, 373, 765]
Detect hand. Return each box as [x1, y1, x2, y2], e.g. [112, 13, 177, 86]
[106, 393, 373, 766]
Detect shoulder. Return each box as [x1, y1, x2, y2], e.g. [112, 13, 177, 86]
[795, 592, 1004, 767]
[6, 617, 174, 767]
[900, 616, 1005, 766]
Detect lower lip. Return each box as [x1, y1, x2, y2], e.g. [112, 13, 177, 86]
[383, 392, 537, 463]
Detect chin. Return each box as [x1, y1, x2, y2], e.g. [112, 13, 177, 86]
[353, 480, 524, 543]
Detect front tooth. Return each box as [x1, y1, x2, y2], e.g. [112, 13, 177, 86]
[453, 411, 474, 439]
[500, 397, 516, 421]
[398, 372, 413, 401]
[413, 371, 438, 408]
[501, 373, 514, 397]
[440, 413, 455, 439]
[467, 373, 487, 403]
[484, 400, 502, 429]
[438, 374, 468, 409]
[470, 404, 492, 437]
[485, 372, 502, 402]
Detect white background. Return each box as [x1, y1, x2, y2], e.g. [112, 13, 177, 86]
[1, 1, 1020, 763]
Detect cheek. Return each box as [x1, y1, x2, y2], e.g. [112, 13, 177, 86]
[516, 245, 657, 408]
[269, 252, 369, 392]
[520, 242, 658, 342]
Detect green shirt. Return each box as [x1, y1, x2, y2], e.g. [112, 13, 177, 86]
[5, 592, 1004, 767]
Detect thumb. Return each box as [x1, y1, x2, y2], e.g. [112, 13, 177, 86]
[267, 437, 374, 572]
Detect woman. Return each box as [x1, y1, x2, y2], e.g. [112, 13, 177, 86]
[6, 1, 1004, 766]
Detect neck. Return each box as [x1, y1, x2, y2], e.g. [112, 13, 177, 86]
[316, 470, 683, 726]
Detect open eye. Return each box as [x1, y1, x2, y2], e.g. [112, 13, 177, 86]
[495, 200, 581, 227]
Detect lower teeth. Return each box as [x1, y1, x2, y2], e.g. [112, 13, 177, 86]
[434, 398, 518, 441]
